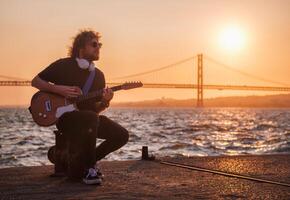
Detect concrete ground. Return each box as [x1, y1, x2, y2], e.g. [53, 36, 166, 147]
[0, 154, 289, 200]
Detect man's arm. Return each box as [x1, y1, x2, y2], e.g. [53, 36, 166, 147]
[31, 75, 82, 98]
[31, 75, 59, 94]
[95, 87, 113, 113]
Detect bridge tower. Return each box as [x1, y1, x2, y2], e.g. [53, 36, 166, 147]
[197, 54, 204, 107]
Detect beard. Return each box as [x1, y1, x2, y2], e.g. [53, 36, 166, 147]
[84, 52, 99, 61]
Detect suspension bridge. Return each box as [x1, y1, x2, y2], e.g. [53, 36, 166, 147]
[1, 54, 290, 107]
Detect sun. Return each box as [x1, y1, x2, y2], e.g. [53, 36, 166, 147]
[219, 26, 246, 52]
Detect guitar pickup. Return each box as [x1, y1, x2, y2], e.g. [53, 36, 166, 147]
[45, 100, 52, 112]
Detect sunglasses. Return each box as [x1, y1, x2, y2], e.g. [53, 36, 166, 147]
[90, 41, 102, 48]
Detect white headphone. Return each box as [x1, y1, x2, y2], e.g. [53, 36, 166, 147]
[75, 58, 95, 71]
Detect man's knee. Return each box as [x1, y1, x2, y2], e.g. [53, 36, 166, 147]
[118, 128, 129, 146]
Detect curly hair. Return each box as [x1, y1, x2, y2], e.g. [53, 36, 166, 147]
[68, 29, 100, 58]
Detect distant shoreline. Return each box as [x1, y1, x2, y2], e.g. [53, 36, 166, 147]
[1, 93, 290, 108]
[113, 93, 290, 108]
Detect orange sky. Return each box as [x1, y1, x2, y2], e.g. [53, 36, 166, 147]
[0, 0, 290, 105]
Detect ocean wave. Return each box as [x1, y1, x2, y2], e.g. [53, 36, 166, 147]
[0, 107, 290, 168]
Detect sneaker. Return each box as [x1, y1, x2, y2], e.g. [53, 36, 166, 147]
[83, 168, 102, 185]
[95, 162, 104, 179]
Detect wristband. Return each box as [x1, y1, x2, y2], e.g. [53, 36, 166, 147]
[100, 100, 110, 108]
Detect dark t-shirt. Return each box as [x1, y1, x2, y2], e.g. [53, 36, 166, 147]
[38, 57, 105, 112]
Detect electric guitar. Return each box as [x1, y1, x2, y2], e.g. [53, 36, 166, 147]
[29, 82, 143, 127]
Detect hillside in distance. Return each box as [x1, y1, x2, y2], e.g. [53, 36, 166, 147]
[111, 94, 290, 108]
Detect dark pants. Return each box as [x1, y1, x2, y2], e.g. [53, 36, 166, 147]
[56, 110, 129, 169]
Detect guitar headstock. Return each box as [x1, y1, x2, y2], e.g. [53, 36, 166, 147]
[121, 81, 143, 90]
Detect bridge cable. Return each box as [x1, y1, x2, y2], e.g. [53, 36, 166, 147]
[0, 75, 30, 81]
[110, 55, 196, 80]
[204, 55, 290, 87]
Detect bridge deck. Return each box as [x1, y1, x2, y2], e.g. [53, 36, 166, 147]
[1, 81, 290, 91]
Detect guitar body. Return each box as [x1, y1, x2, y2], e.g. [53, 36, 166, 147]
[30, 91, 76, 126]
[30, 82, 143, 126]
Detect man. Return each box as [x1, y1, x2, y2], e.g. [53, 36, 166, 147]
[31, 30, 129, 185]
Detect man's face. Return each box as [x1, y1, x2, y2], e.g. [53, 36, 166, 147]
[80, 38, 102, 61]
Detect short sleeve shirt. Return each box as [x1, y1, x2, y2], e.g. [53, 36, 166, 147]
[38, 57, 105, 112]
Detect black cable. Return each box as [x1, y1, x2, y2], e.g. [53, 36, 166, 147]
[153, 159, 290, 188]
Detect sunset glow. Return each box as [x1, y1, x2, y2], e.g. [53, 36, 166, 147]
[219, 26, 247, 52]
[0, 1, 289, 105]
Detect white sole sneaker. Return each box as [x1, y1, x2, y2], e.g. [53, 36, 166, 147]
[82, 178, 102, 185]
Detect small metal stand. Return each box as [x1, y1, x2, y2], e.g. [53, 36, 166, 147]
[141, 146, 155, 161]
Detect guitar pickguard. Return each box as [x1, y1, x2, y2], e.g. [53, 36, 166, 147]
[55, 104, 77, 118]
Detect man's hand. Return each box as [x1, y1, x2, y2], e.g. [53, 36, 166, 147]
[102, 87, 114, 102]
[31, 75, 82, 98]
[54, 85, 83, 98]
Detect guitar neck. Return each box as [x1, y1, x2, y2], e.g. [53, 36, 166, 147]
[73, 85, 123, 103]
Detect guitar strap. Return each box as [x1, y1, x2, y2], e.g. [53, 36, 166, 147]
[82, 68, 96, 95]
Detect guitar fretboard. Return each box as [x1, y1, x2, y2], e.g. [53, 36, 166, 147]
[72, 85, 123, 103]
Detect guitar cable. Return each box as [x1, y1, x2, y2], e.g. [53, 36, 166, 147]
[154, 159, 290, 188]
[141, 147, 290, 188]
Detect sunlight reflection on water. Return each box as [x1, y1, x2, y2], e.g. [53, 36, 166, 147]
[0, 107, 289, 168]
